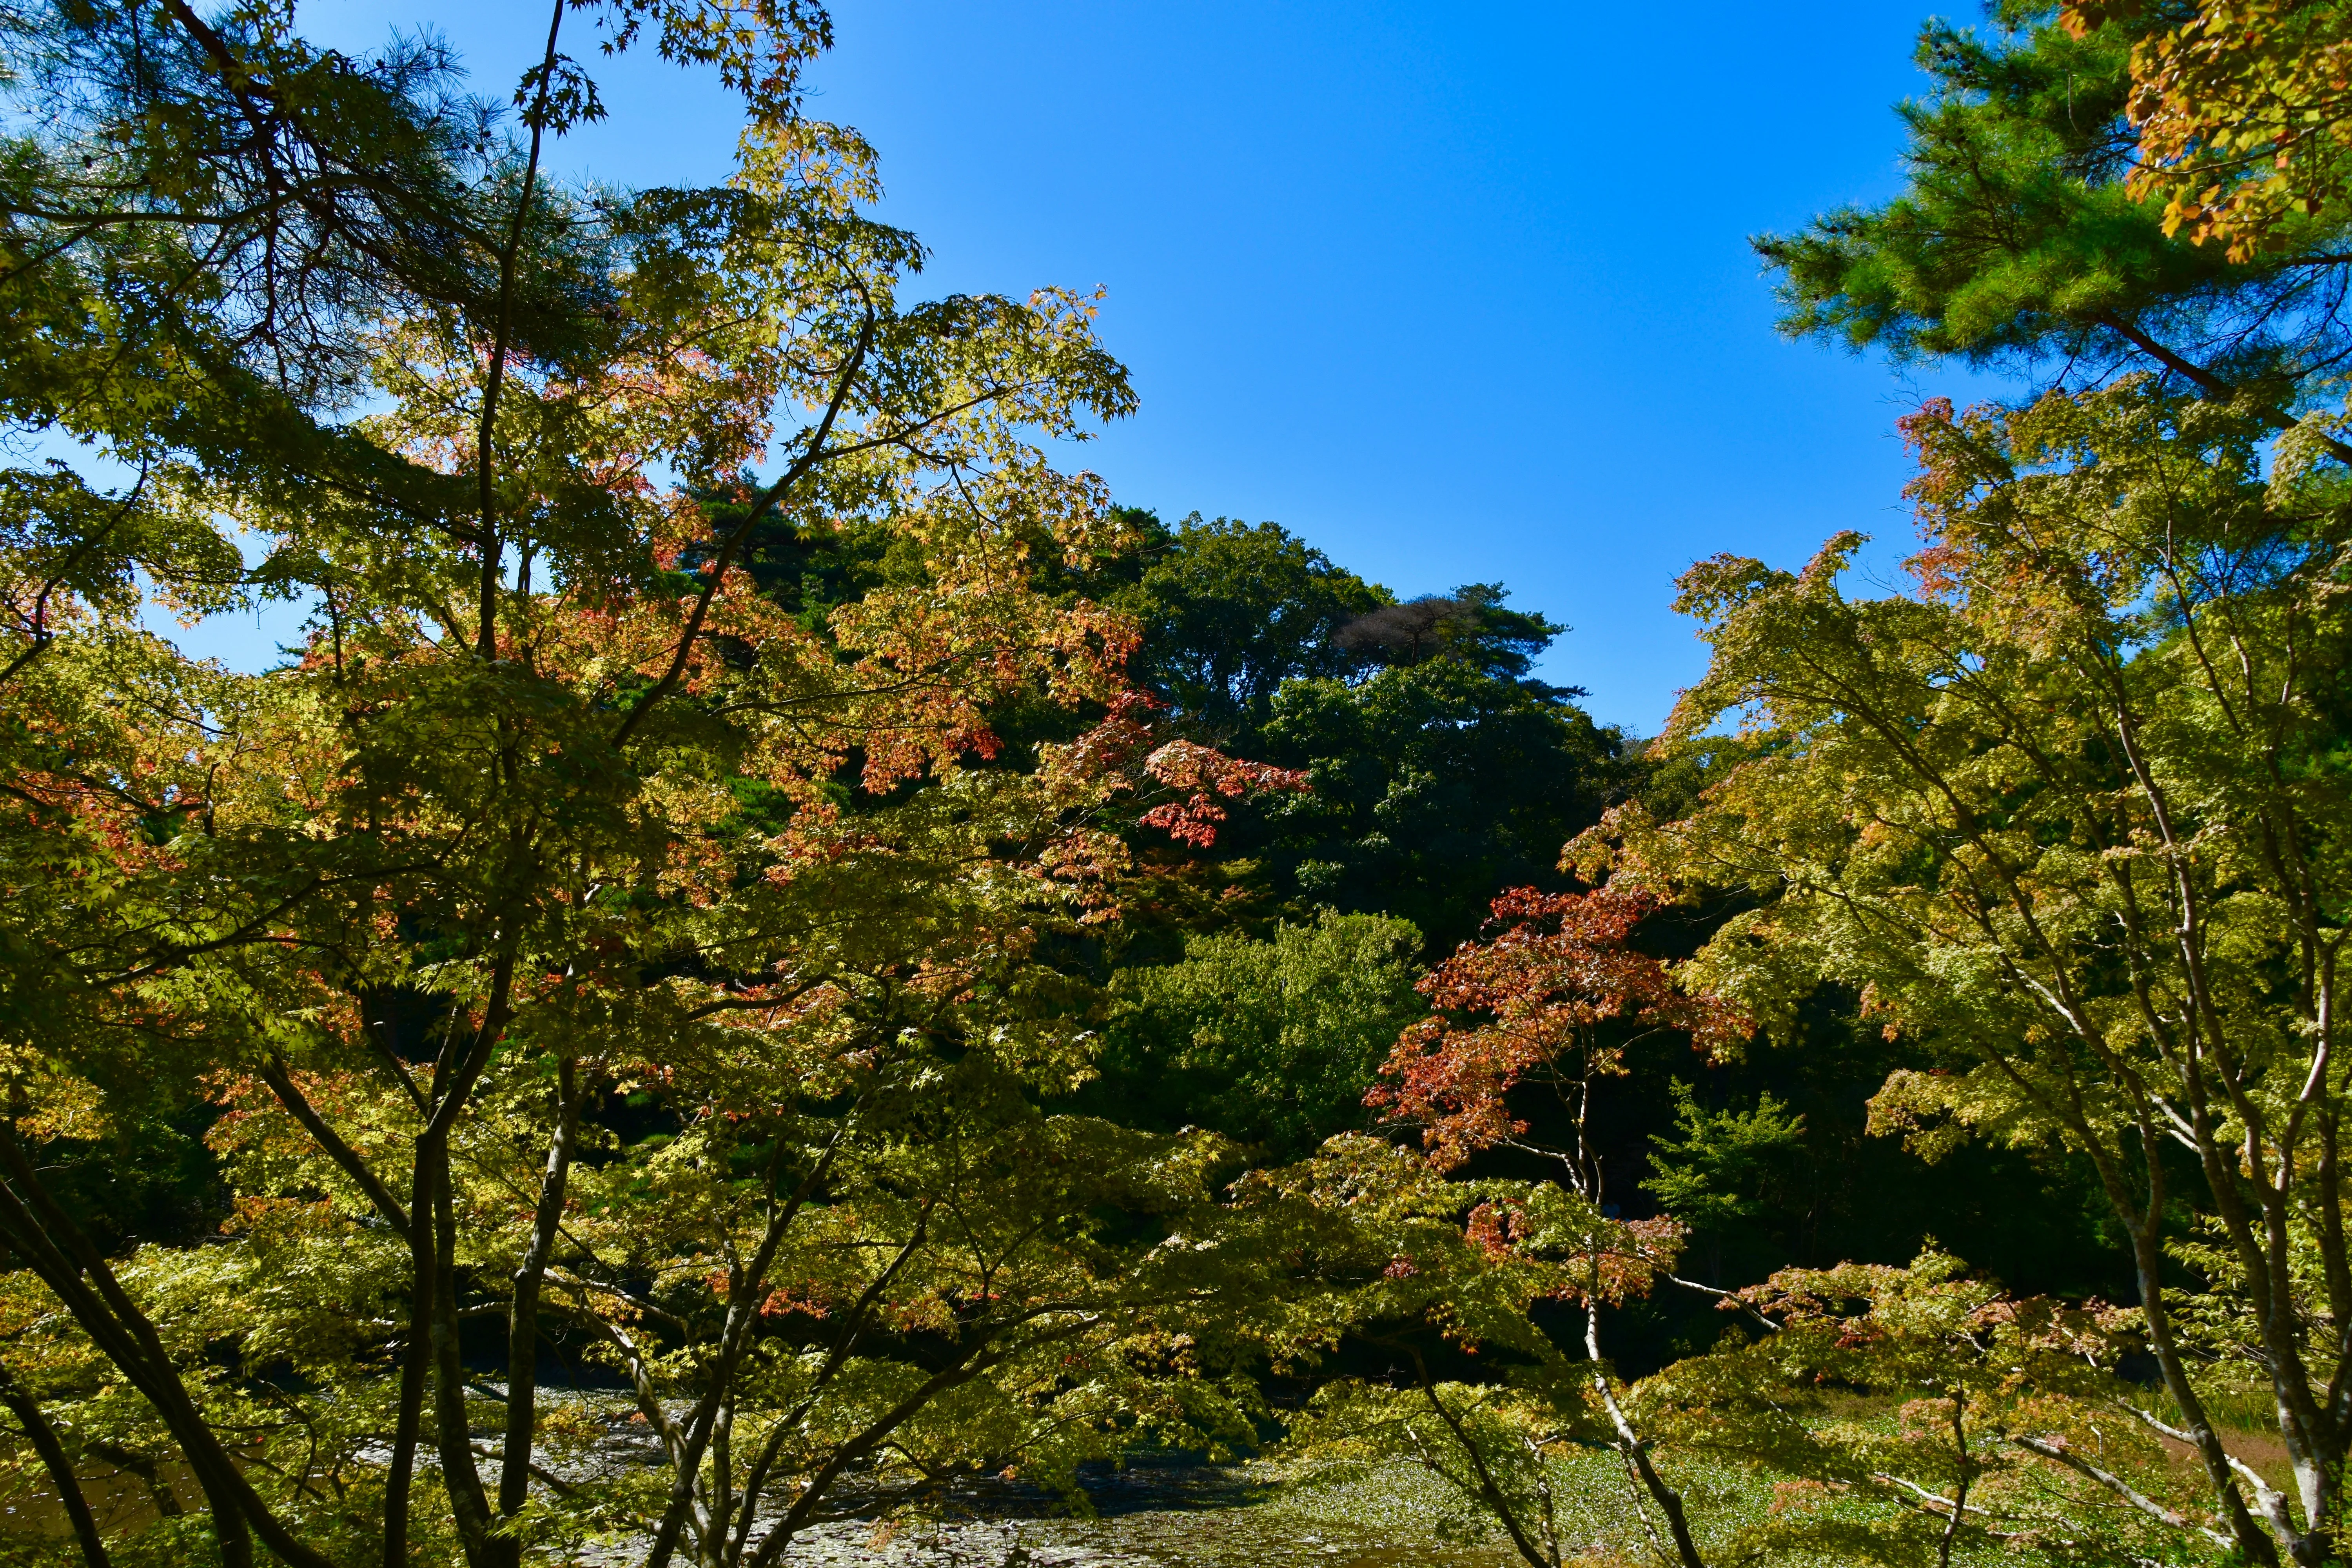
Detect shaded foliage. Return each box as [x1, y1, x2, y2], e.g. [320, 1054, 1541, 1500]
[1082, 909, 1427, 1162]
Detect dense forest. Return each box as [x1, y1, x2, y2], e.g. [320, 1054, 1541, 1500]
[1, 1, 2349, 1566]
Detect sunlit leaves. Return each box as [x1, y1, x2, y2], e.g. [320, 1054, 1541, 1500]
[1598, 373, 2352, 1563]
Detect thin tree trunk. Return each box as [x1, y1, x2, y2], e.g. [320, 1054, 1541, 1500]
[0, 1126, 343, 1568]
[2125, 1215, 2281, 1564]
[383, 1129, 438, 1568]
[645, 1140, 842, 1568]
[739, 1344, 1009, 1568]
[1399, 1349, 1555, 1568]
[1936, 1388, 1968, 1568]
[1585, 1302, 1706, 1568]
[496, 1055, 579, 1546]
[427, 1137, 499, 1566]
[0, 1362, 109, 1568]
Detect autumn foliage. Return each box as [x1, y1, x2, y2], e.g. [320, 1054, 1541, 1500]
[1372, 887, 1748, 1174]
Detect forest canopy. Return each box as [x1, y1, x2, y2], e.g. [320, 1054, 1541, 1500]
[0, 2, 2347, 1568]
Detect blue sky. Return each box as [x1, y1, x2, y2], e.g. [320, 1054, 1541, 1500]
[237, 0, 1994, 732]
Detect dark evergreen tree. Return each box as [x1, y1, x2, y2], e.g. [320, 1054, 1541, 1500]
[1108, 512, 1389, 740]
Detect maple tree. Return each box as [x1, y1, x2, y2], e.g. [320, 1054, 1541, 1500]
[28, 4, 2352, 1568]
[1582, 373, 2352, 1566]
[2066, 0, 2352, 261]
[0, 3, 1308, 1566]
[1653, 1252, 2218, 1566]
[1261, 887, 1746, 1568]
[1235, 1132, 1681, 1568]
[1372, 887, 1746, 1177]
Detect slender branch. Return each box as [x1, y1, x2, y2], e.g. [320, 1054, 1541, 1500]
[0, 1362, 111, 1568]
[2009, 1434, 2230, 1548]
[497, 1055, 583, 1525]
[1663, 1272, 1778, 1334]
[2096, 310, 2352, 466]
[473, 0, 568, 661]
[0, 464, 151, 691]
[255, 1055, 409, 1230]
[1873, 1471, 1994, 1519]
[610, 310, 877, 749]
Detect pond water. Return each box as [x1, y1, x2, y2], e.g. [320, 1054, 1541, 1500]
[0, 1455, 1524, 1567]
[759, 1464, 1518, 1568]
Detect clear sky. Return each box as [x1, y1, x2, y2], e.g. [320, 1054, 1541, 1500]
[239, 0, 1997, 733]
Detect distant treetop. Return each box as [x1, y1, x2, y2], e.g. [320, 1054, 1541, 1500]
[1334, 582, 1575, 690]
